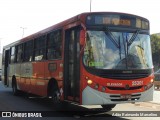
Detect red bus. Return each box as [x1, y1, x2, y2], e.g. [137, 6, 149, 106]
[2, 12, 154, 110]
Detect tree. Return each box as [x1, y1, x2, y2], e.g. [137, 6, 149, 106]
[151, 34, 160, 70]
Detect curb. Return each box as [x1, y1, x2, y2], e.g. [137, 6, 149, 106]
[134, 102, 160, 109]
[149, 101, 160, 105]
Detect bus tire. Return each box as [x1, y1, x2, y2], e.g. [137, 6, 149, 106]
[101, 104, 116, 111]
[47, 78, 60, 103]
[12, 77, 19, 96]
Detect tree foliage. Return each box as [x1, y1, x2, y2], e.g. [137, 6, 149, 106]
[151, 34, 160, 70]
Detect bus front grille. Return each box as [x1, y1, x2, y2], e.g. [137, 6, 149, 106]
[107, 86, 143, 90]
[110, 94, 141, 102]
[99, 73, 149, 80]
[85, 68, 152, 80]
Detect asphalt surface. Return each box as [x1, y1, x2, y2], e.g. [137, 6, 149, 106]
[0, 81, 160, 120]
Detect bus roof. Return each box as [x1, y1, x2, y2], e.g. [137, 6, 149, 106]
[3, 12, 149, 49]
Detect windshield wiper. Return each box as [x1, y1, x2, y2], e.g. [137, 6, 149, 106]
[128, 30, 140, 46]
[105, 28, 122, 59]
[118, 36, 122, 59]
[122, 33, 128, 69]
[105, 28, 120, 48]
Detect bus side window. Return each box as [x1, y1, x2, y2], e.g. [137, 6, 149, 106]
[10, 46, 16, 63]
[2, 50, 5, 65]
[24, 40, 33, 62]
[47, 30, 62, 60]
[16, 44, 23, 62]
[34, 35, 46, 61]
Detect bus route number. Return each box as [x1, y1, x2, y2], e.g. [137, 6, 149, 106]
[132, 81, 143, 86]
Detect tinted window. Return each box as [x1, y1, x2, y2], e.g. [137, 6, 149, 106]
[47, 30, 62, 60]
[24, 40, 33, 62]
[34, 35, 46, 61]
[16, 45, 23, 62]
[10, 47, 15, 63]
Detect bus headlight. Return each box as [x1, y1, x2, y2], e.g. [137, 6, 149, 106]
[150, 79, 154, 83]
[102, 86, 106, 92]
[144, 85, 148, 90]
[94, 84, 99, 89]
[144, 82, 153, 90]
[85, 76, 89, 80]
[87, 80, 93, 85]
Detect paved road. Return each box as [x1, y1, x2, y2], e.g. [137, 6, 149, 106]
[152, 90, 160, 104]
[0, 81, 159, 120]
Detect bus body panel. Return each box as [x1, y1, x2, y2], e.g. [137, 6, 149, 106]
[6, 60, 64, 97]
[82, 86, 154, 105]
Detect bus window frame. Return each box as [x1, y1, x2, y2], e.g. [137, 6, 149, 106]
[24, 40, 34, 62]
[46, 29, 62, 60]
[34, 35, 46, 61]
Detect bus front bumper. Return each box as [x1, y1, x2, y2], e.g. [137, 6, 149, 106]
[82, 86, 154, 105]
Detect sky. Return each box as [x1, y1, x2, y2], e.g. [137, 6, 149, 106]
[0, 0, 160, 52]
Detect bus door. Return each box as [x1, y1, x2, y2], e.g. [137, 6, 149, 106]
[64, 27, 80, 102]
[4, 49, 10, 86]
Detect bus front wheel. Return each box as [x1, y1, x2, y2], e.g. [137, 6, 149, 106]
[101, 104, 116, 111]
[48, 78, 60, 103]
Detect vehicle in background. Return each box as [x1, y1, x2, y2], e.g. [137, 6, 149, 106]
[154, 69, 160, 89]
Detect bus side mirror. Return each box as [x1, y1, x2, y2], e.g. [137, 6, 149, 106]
[80, 30, 85, 45]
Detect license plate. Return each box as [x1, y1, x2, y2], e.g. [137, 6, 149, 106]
[121, 94, 132, 99]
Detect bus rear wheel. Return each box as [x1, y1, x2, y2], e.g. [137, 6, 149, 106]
[101, 104, 116, 111]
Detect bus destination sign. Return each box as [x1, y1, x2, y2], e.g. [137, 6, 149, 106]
[101, 16, 131, 26]
[86, 14, 149, 30]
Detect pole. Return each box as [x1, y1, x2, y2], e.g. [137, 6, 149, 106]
[20, 27, 27, 38]
[90, 0, 92, 12]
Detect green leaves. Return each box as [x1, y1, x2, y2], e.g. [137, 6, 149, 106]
[151, 34, 160, 70]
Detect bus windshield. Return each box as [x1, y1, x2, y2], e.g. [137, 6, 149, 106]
[83, 30, 153, 69]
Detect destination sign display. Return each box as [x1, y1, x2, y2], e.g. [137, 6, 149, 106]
[86, 14, 149, 30]
[98, 16, 131, 26]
